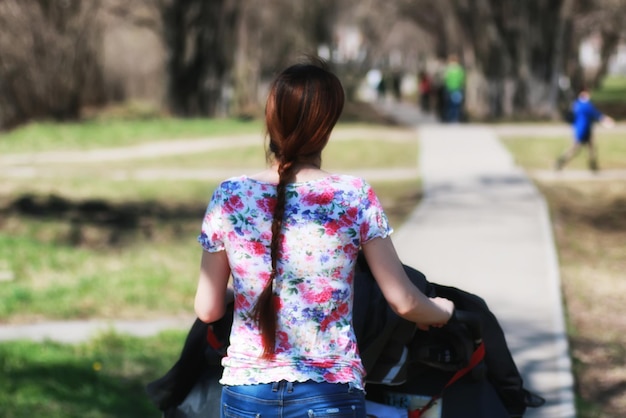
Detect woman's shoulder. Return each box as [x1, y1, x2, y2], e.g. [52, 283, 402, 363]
[212, 175, 273, 196]
[315, 174, 371, 191]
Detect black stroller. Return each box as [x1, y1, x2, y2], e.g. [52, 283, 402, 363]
[146, 254, 543, 417]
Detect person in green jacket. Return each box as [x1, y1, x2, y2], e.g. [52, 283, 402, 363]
[443, 54, 466, 123]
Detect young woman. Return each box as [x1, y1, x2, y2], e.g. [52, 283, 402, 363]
[194, 59, 455, 418]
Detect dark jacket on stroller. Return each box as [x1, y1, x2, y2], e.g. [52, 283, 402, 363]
[146, 255, 533, 417]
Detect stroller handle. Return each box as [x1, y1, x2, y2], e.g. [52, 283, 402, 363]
[452, 310, 483, 344]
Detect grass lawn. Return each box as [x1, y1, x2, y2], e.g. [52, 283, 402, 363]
[0, 331, 185, 418]
[501, 132, 626, 170]
[501, 135, 626, 417]
[0, 117, 263, 154]
[592, 75, 626, 103]
[0, 115, 421, 416]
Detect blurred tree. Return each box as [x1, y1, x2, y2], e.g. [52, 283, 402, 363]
[395, 0, 623, 120]
[574, 0, 626, 88]
[158, 0, 243, 117]
[0, 0, 105, 129]
[231, 0, 338, 117]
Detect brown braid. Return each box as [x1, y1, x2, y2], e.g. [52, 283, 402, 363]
[253, 58, 344, 359]
[254, 160, 296, 358]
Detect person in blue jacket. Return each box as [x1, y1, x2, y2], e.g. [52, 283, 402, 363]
[556, 86, 614, 171]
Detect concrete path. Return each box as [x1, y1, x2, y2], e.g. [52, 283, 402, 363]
[378, 104, 576, 417]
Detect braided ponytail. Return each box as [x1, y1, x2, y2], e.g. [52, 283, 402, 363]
[253, 58, 344, 359]
[254, 160, 296, 358]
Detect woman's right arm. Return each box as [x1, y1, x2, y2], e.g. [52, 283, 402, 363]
[361, 236, 454, 328]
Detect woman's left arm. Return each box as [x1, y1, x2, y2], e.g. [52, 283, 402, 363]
[194, 250, 231, 323]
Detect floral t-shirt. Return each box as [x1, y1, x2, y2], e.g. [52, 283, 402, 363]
[197, 174, 392, 389]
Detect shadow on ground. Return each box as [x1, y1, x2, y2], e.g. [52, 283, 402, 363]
[1, 193, 207, 248]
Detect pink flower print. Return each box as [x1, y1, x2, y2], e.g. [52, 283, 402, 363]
[235, 293, 251, 310]
[273, 294, 283, 312]
[342, 243, 358, 260]
[303, 285, 333, 304]
[310, 358, 335, 369]
[275, 331, 292, 353]
[367, 186, 377, 203]
[320, 304, 345, 331]
[225, 195, 244, 212]
[339, 207, 358, 227]
[233, 264, 248, 278]
[359, 222, 370, 240]
[257, 196, 276, 214]
[259, 270, 271, 284]
[325, 366, 354, 382]
[303, 190, 334, 206]
[324, 220, 341, 235]
[247, 240, 266, 256]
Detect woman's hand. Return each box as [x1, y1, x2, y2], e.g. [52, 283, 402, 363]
[416, 297, 455, 331]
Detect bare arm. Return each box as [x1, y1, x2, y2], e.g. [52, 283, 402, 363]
[600, 115, 615, 128]
[362, 236, 454, 328]
[194, 250, 231, 323]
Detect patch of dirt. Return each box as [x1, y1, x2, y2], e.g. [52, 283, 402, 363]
[538, 181, 626, 417]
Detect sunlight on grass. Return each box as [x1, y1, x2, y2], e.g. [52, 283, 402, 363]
[501, 132, 626, 170]
[593, 75, 626, 103]
[0, 118, 263, 154]
[0, 331, 186, 417]
[0, 125, 421, 322]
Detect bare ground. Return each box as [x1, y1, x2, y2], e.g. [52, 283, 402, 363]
[537, 180, 626, 417]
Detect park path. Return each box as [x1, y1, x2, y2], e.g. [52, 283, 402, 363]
[377, 102, 577, 417]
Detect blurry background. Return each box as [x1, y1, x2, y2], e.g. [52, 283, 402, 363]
[1, 1, 626, 417]
[1, 0, 625, 130]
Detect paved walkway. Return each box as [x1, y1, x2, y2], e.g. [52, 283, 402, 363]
[378, 103, 576, 417]
[1, 102, 588, 417]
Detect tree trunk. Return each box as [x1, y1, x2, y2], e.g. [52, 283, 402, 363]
[161, 0, 241, 117]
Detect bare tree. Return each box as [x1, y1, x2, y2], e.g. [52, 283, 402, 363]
[0, 0, 105, 129]
[575, 0, 626, 87]
[157, 0, 243, 117]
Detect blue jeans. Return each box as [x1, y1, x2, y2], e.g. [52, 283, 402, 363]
[221, 380, 366, 417]
[446, 90, 464, 122]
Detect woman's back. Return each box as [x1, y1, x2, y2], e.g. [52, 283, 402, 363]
[199, 174, 392, 388]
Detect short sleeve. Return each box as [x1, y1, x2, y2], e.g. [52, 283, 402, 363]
[590, 103, 603, 121]
[197, 186, 226, 252]
[359, 181, 393, 244]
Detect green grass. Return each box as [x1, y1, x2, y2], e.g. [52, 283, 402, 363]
[501, 132, 626, 170]
[0, 116, 421, 415]
[0, 117, 263, 154]
[502, 135, 626, 418]
[0, 331, 186, 418]
[95, 138, 418, 171]
[592, 75, 626, 103]
[0, 123, 419, 322]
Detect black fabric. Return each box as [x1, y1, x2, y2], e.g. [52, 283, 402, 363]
[146, 254, 529, 417]
[432, 284, 528, 416]
[145, 305, 232, 414]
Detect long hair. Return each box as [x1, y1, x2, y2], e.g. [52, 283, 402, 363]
[253, 59, 345, 358]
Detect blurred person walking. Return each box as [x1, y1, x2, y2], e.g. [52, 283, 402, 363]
[555, 86, 615, 171]
[418, 70, 432, 113]
[443, 54, 466, 123]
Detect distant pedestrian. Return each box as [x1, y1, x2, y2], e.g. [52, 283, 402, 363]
[555, 86, 615, 171]
[418, 70, 432, 112]
[391, 71, 402, 101]
[376, 74, 387, 102]
[443, 54, 465, 123]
